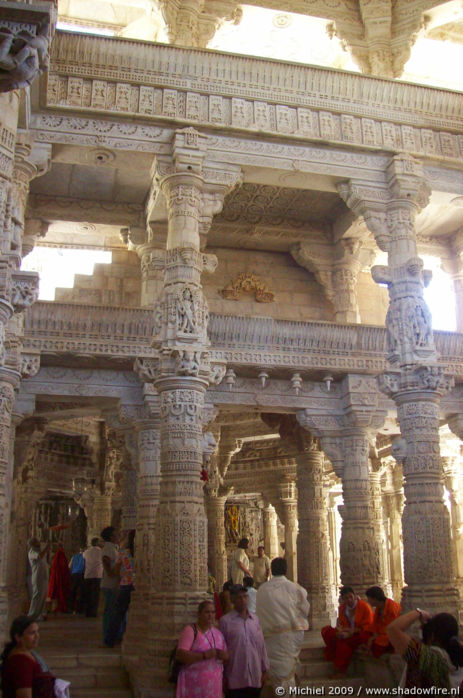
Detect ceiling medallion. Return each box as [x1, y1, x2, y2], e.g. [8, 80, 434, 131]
[88, 148, 115, 166]
[272, 13, 292, 29]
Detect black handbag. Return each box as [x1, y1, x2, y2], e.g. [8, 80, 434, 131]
[168, 624, 197, 684]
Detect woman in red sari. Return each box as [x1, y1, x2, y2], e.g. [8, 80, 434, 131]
[47, 545, 71, 613]
[0, 615, 55, 698]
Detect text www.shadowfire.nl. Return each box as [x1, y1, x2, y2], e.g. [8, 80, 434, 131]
[273, 688, 461, 696]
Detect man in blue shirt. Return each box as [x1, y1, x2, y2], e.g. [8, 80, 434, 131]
[68, 546, 85, 613]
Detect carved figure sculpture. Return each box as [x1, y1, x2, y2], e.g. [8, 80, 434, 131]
[0, 21, 50, 92]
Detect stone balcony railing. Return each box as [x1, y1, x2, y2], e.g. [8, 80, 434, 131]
[23, 301, 463, 378]
[39, 32, 463, 165]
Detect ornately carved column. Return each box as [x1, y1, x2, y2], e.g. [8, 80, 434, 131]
[340, 155, 458, 613]
[277, 477, 298, 582]
[296, 441, 336, 628]
[123, 398, 161, 683]
[131, 129, 240, 696]
[327, 431, 384, 589]
[0, 369, 21, 632]
[370, 467, 391, 597]
[205, 489, 229, 589]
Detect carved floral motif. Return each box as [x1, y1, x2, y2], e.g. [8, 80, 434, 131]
[220, 272, 274, 303]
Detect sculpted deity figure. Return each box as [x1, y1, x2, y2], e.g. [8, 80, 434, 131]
[0, 21, 50, 92]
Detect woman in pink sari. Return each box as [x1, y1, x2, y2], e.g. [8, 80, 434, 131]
[176, 599, 228, 698]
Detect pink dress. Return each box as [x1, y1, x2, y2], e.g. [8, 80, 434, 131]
[176, 625, 226, 698]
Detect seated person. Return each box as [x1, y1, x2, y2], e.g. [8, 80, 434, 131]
[321, 586, 374, 675]
[363, 586, 402, 657]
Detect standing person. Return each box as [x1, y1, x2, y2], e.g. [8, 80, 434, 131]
[46, 545, 71, 613]
[219, 584, 269, 697]
[175, 599, 228, 698]
[82, 537, 102, 618]
[387, 610, 463, 689]
[256, 557, 309, 690]
[243, 577, 257, 613]
[321, 586, 374, 676]
[0, 615, 55, 698]
[231, 538, 252, 585]
[104, 529, 135, 647]
[27, 538, 50, 621]
[363, 586, 401, 657]
[68, 547, 85, 614]
[253, 546, 270, 589]
[100, 526, 119, 641]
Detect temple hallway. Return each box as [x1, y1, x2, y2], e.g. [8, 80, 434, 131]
[38, 615, 133, 697]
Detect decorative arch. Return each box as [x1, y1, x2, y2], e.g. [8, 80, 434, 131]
[219, 272, 275, 303]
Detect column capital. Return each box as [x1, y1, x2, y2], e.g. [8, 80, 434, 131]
[386, 153, 430, 210]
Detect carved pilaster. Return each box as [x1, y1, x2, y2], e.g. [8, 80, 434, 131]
[383, 463, 404, 602]
[262, 503, 279, 560]
[369, 468, 392, 597]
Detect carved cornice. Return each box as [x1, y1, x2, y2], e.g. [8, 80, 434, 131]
[42, 32, 463, 164]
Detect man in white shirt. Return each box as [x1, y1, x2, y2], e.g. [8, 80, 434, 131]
[253, 546, 271, 588]
[256, 557, 310, 691]
[83, 537, 103, 617]
[243, 576, 257, 613]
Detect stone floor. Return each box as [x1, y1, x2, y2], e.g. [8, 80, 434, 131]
[38, 614, 133, 697]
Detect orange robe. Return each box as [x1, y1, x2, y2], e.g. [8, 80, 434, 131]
[367, 598, 402, 646]
[338, 598, 374, 632]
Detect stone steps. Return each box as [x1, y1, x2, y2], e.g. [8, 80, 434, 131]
[37, 615, 134, 698]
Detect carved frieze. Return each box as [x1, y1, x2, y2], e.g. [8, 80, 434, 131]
[44, 33, 463, 165]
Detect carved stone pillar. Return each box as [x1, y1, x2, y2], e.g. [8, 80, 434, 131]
[383, 463, 404, 602]
[205, 490, 228, 589]
[340, 155, 458, 613]
[443, 459, 463, 595]
[278, 477, 298, 582]
[296, 444, 336, 627]
[86, 492, 113, 539]
[123, 401, 161, 682]
[6, 414, 46, 621]
[328, 432, 384, 589]
[299, 376, 386, 592]
[370, 468, 391, 597]
[128, 129, 240, 696]
[263, 504, 279, 560]
[120, 430, 138, 531]
[441, 232, 463, 333]
[0, 368, 21, 632]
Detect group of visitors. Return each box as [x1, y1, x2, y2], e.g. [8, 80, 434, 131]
[175, 555, 309, 697]
[25, 526, 135, 646]
[322, 584, 463, 690]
